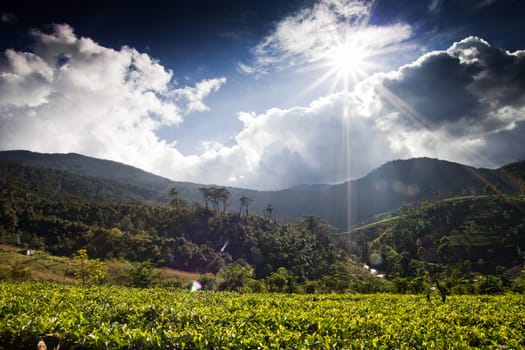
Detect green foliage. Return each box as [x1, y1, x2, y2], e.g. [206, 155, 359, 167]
[0, 158, 163, 204]
[1, 282, 524, 349]
[126, 260, 157, 288]
[198, 273, 219, 291]
[512, 277, 525, 293]
[391, 275, 429, 294]
[4, 151, 525, 232]
[476, 275, 505, 294]
[264, 267, 297, 292]
[355, 195, 525, 276]
[4, 154, 525, 293]
[169, 187, 187, 214]
[319, 262, 351, 292]
[218, 261, 253, 291]
[72, 249, 107, 286]
[0, 168, 350, 284]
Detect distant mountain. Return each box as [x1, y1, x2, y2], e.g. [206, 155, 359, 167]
[500, 160, 525, 187]
[0, 150, 523, 228]
[0, 150, 174, 193]
[255, 157, 522, 228]
[0, 160, 162, 203]
[340, 157, 521, 225]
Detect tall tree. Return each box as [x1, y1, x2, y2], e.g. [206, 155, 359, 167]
[217, 188, 231, 213]
[200, 187, 230, 213]
[239, 196, 253, 215]
[264, 204, 274, 219]
[302, 215, 319, 235]
[209, 187, 222, 211]
[73, 249, 107, 286]
[169, 187, 187, 214]
[199, 187, 211, 209]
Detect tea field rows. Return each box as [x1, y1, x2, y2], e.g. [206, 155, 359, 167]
[0, 282, 524, 349]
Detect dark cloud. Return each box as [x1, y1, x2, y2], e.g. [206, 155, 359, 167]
[175, 36, 525, 189]
[451, 38, 525, 108]
[482, 123, 525, 166]
[1, 12, 18, 24]
[378, 37, 525, 137]
[382, 52, 481, 128]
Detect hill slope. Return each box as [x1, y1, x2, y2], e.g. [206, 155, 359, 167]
[0, 173, 352, 283]
[0, 150, 173, 191]
[0, 160, 165, 203]
[349, 195, 525, 274]
[0, 150, 523, 228]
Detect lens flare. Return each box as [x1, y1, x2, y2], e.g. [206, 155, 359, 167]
[190, 280, 202, 292]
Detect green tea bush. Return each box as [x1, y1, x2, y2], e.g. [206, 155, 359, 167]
[0, 282, 523, 349]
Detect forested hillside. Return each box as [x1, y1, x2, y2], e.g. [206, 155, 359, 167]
[0, 160, 162, 203]
[350, 195, 525, 277]
[0, 150, 174, 193]
[2, 151, 523, 228]
[1, 153, 525, 293]
[1, 164, 379, 291]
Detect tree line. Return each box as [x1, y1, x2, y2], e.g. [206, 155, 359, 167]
[0, 173, 359, 290]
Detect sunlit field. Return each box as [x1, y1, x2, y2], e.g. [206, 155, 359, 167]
[1, 282, 523, 349]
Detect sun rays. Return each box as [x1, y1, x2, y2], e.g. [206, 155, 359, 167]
[324, 39, 371, 89]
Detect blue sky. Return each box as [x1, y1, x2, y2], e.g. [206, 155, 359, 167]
[1, 0, 525, 189]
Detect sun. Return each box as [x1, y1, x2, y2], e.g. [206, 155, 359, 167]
[297, 36, 375, 97]
[326, 41, 368, 81]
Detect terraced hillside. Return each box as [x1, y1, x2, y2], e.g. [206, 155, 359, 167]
[349, 195, 525, 274]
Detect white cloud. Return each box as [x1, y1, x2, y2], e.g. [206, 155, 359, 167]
[2, 25, 525, 190]
[240, 0, 411, 75]
[232, 92, 406, 187]
[236, 62, 257, 75]
[428, 0, 443, 13]
[180, 36, 525, 189]
[0, 50, 54, 107]
[173, 77, 226, 114]
[149, 90, 410, 190]
[0, 24, 224, 173]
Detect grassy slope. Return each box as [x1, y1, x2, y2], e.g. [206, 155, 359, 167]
[0, 244, 391, 292]
[0, 245, 199, 287]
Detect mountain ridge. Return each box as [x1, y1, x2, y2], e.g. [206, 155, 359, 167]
[1, 150, 523, 228]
